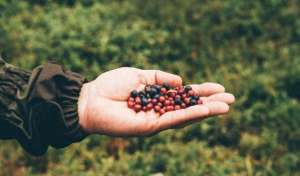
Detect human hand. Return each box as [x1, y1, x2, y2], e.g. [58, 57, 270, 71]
[77, 67, 235, 137]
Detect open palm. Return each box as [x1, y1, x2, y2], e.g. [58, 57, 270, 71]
[78, 67, 235, 137]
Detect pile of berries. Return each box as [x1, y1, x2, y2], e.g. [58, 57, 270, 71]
[127, 84, 203, 115]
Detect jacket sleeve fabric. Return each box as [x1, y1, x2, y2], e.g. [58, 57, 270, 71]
[0, 58, 87, 156]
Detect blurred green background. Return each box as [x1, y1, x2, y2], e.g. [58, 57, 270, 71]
[0, 0, 299, 175]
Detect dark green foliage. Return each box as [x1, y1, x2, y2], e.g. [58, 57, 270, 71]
[0, 0, 299, 175]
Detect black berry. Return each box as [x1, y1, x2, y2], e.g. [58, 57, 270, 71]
[130, 90, 139, 98]
[141, 98, 148, 106]
[184, 85, 192, 92]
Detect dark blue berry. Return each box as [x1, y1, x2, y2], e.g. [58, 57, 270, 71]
[189, 99, 197, 106]
[141, 98, 148, 106]
[153, 85, 161, 91]
[191, 95, 199, 101]
[146, 93, 151, 98]
[130, 90, 139, 98]
[139, 91, 146, 97]
[162, 83, 171, 90]
[153, 94, 160, 99]
[149, 88, 158, 97]
[184, 86, 192, 92]
[175, 97, 182, 105]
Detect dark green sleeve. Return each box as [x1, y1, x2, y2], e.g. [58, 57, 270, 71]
[0, 58, 87, 156]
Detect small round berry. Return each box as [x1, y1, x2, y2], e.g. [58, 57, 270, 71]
[162, 83, 171, 90]
[130, 90, 139, 98]
[181, 103, 186, 108]
[170, 100, 175, 105]
[134, 104, 142, 112]
[142, 106, 147, 111]
[159, 109, 166, 115]
[147, 103, 153, 110]
[157, 102, 163, 107]
[174, 97, 182, 105]
[146, 93, 151, 99]
[153, 85, 161, 90]
[184, 85, 192, 92]
[153, 94, 160, 99]
[184, 97, 190, 104]
[164, 100, 171, 106]
[175, 105, 181, 110]
[160, 87, 167, 94]
[191, 95, 200, 101]
[178, 88, 185, 95]
[190, 99, 197, 106]
[166, 106, 174, 112]
[152, 98, 158, 104]
[135, 97, 141, 104]
[127, 101, 135, 108]
[139, 91, 146, 97]
[175, 95, 181, 99]
[181, 93, 187, 99]
[159, 96, 165, 103]
[167, 90, 176, 97]
[141, 98, 148, 106]
[198, 99, 203, 105]
[188, 90, 195, 96]
[154, 105, 161, 112]
[150, 88, 158, 96]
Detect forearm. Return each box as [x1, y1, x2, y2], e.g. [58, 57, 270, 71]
[0, 58, 87, 156]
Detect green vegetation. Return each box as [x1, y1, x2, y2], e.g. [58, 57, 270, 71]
[0, 0, 299, 175]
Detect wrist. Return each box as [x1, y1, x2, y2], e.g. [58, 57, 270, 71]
[78, 82, 92, 134]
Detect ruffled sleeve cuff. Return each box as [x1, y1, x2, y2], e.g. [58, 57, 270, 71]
[0, 58, 88, 156]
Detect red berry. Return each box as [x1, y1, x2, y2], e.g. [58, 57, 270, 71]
[181, 103, 186, 108]
[142, 106, 147, 111]
[170, 100, 175, 105]
[159, 96, 165, 103]
[175, 95, 181, 99]
[135, 97, 141, 104]
[146, 103, 153, 110]
[127, 101, 135, 108]
[164, 100, 171, 106]
[159, 109, 166, 115]
[160, 87, 167, 94]
[157, 102, 163, 107]
[198, 99, 203, 105]
[134, 104, 142, 112]
[129, 97, 134, 102]
[166, 106, 174, 112]
[184, 97, 190, 104]
[188, 90, 195, 96]
[181, 93, 187, 99]
[152, 98, 158, 104]
[175, 105, 181, 110]
[168, 97, 173, 101]
[178, 88, 185, 95]
[154, 105, 161, 112]
[167, 90, 176, 97]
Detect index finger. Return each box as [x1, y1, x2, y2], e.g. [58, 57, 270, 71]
[190, 83, 225, 96]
